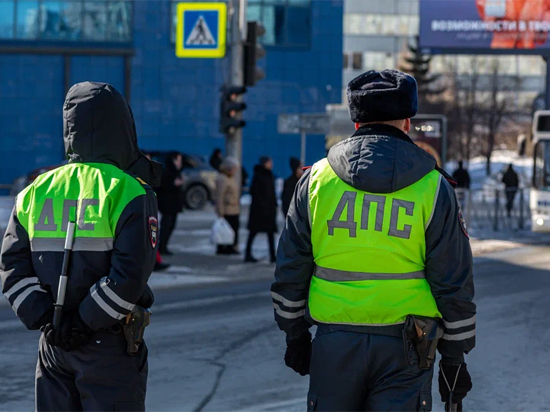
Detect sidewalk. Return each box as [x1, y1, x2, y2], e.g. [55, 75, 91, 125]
[149, 206, 277, 291]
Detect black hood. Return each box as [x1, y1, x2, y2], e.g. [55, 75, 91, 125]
[63, 82, 162, 187]
[327, 124, 436, 194]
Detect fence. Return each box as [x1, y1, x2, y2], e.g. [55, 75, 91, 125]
[456, 187, 530, 233]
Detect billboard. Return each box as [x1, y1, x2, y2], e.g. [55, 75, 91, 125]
[420, 0, 550, 53]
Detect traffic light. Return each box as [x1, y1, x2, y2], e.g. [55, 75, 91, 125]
[220, 85, 247, 134]
[243, 22, 266, 87]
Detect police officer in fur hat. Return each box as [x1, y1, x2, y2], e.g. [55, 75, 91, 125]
[271, 70, 476, 411]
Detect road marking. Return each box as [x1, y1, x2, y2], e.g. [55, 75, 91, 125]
[165, 265, 194, 273]
[0, 291, 271, 332]
[153, 291, 270, 313]
[242, 397, 305, 411]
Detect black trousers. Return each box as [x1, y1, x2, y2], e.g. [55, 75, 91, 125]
[36, 330, 148, 411]
[245, 230, 276, 261]
[159, 213, 178, 252]
[217, 214, 240, 254]
[505, 190, 517, 216]
[308, 330, 433, 411]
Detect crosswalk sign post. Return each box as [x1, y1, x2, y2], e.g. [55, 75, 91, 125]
[176, 2, 227, 58]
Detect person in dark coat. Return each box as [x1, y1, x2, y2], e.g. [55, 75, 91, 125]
[452, 161, 471, 189]
[245, 156, 278, 263]
[502, 163, 520, 217]
[158, 152, 184, 255]
[282, 157, 303, 218]
[209, 148, 223, 171]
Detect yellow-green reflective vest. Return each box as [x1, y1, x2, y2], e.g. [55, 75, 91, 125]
[16, 163, 147, 252]
[308, 158, 442, 326]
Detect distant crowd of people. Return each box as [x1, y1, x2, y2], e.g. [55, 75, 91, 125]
[210, 148, 303, 263]
[452, 160, 520, 217]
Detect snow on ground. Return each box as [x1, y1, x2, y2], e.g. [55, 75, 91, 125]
[447, 150, 533, 190]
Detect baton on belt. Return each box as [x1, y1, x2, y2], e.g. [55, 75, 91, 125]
[53, 221, 76, 329]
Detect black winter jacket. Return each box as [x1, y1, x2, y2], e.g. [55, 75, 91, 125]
[281, 174, 299, 218]
[157, 159, 184, 215]
[272, 124, 476, 363]
[247, 165, 278, 233]
[0, 82, 160, 331]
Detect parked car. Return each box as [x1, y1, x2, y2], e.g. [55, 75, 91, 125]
[147, 151, 217, 210]
[10, 153, 217, 211]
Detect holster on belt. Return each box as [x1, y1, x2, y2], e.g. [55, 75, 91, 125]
[123, 306, 151, 356]
[404, 315, 444, 370]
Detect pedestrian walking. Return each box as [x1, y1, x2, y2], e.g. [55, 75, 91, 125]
[209, 148, 223, 171]
[281, 157, 303, 218]
[0, 82, 160, 411]
[215, 157, 241, 255]
[245, 156, 278, 263]
[272, 70, 476, 411]
[157, 152, 184, 255]
[452, 161, 471, 189]
[502, 163, 519, 217]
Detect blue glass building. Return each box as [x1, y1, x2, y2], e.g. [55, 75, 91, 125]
[0, 0, 343, 187]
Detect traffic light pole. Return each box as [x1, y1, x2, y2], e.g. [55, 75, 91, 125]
[226, 0, 247, 188]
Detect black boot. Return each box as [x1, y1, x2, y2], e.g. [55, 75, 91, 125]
[244, 255, 258, 263]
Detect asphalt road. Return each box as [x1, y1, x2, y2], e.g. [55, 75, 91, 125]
[2, 246, 550, 411]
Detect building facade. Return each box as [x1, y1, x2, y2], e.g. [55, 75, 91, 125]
[342, 0, 545, 104]
[0, 0, 343, 188]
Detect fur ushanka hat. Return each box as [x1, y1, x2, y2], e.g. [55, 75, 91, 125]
[347, 69, 418, 123]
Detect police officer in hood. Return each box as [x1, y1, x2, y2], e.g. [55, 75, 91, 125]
[0, 82, 162, 411]
[272, 70, 476, 411]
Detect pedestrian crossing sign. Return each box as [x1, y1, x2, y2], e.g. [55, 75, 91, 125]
[176, 2, 227, 58]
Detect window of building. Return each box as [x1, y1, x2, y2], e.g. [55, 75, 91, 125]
[343, 53, 349, 69]
[352, 52, 362, 70]
[363, 52, 394, 71]
[171, 0, 311, 47]
[344, 13, 419, 37]
[248, 0, 311, 47]
[0, 0, 132, 42]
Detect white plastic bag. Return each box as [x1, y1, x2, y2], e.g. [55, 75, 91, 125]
[211, 218, 235, 245]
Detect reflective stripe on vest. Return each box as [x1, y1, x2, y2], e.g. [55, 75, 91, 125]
[307, 158, 442, 326]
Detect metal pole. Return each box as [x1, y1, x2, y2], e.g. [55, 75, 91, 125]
[300, 129, 307, 166]
[226, 0, 246, 190]
[493, 189, 499, 231]
[546, 57, 550, 109]
[465, 189, 472, 229]
[519, 189, 525, 230]
[239, 0, 247, 40]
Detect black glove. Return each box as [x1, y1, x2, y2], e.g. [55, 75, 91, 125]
[35, 310, 54, 330]
[439, 362, 473, 405]
[137, 285, 155, 309]
[284, 332, 312, 376]
[41, 312, 93, 352]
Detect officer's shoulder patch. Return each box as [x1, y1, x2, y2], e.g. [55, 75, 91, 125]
[148, 216, 158, 248]
[458, 208, 469, 239]
[136, 177, 153, 190]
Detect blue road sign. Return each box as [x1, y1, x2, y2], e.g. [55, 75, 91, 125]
[176, 3, 227, 58]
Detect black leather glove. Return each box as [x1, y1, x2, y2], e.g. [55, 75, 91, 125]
[284, 332, 312, 376]
[41, 312, 93, 352]
[439, 362, 473, 405]
[137, 285, 155, 309]
[35, 310, 54, 330]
